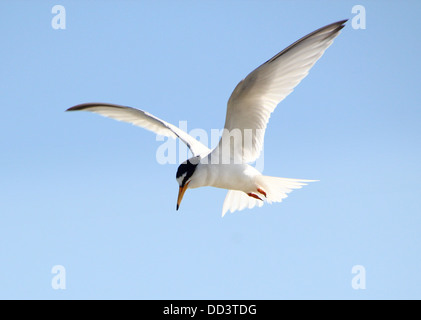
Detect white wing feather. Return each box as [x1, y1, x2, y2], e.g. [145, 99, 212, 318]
[66, 103, 210, 157]
[212, 20, 347, 164]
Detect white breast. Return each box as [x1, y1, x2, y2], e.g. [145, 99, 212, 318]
[189, 160, 261, 193]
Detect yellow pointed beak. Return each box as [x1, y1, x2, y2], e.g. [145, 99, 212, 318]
[176, 181, 190, 211]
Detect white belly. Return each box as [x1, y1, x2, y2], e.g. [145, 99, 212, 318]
[188, 162, 261, 193]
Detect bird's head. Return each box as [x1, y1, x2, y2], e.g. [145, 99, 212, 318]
[176, 156, 200, 211]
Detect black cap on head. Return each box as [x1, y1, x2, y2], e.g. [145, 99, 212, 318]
[176, 157, 199, 187]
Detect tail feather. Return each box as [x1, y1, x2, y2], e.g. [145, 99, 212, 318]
[222, 190, 263, 217]
[222, 176, 317, 217]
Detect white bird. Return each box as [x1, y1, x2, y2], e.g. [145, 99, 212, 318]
[67, 20, 347, 216]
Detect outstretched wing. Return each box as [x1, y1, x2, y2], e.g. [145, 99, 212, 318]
[211, 20, 347, 164]
[66, 103, 210, 157]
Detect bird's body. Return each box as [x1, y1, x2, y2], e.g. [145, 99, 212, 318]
[67, 20, 347, 216]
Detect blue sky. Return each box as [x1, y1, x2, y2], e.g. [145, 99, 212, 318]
[1, 1, 420, 299]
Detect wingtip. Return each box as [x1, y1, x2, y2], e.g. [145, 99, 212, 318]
[332, 19, 349, 27]
[66, 102, 130, 113]
[329, 19, 348, 31]
[66, 103, 91, 112]
[65, 106, 78, 112]
[323, 19, 348, 33]
[337, 19, 349, 30]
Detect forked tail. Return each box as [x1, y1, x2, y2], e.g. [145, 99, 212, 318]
[222, 176, 317, 217]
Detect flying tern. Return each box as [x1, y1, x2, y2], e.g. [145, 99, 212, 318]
[67, 20, 347, 216]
